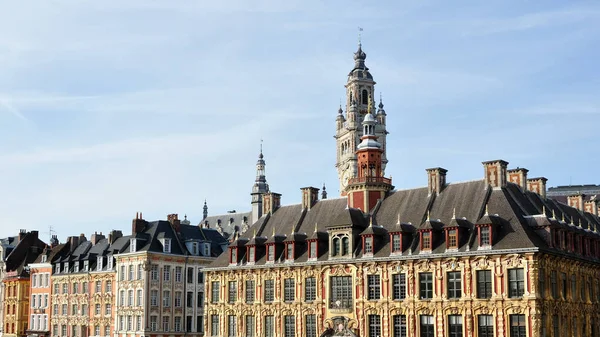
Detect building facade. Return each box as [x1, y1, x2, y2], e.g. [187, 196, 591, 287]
[204, 43, 600, 337]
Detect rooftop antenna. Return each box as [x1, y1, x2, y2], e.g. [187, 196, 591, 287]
[44, 225, 57, 244]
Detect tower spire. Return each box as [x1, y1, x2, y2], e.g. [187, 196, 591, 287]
[203, 199, 208, 220]
[251, 140, 270, 223]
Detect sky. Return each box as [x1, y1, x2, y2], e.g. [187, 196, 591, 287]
[0, 0, 599, 241]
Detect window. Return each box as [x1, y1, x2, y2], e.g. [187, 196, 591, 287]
[197, 316, 204, 333]
[62, 325, 67, 336]
[284, 278, 295, 302]
[137, 264, 143, 280]
[309, 241, 317, 258]
[95, 281, 101, 293]
[422, 231, 431, 250]
[107, 256, 113, 270]
[54, 284, 59, 294]
[119, 290, 125, 306]
[228, 281, 237, 303]
[95, 304, 101, 315]
[62, 304, 67, 315]
[120, 266, 125, 281]
[137, 316, 142, 331]
[151, 265, 158, 280]
[186, 292, 193, 308]
[163, 266, 171, 282]
[508, 268, 525, 298]
[367, 275, 380, 300]
[550, 270, 557, 298]
[63, 283, 68, 294]
[330, 276, 352, 309]
[128, 290, 134, 306]
[286, 242, 294, 260]
[106, 281, 112, 292]
[230, 248, 237, 264]
[392, 234, 401, 252]
[368, 315, 381, 337]
[393, 315, 407, 337]
[175, 266, 182, 282]
[419, 272, 433, 299]
[163, 238, 171, 253]
[332, 237, 340, 256]
[248, 246, 255, 262]
[210, 315, 219, 337]
[187, 268, 194, 283]
[306, 314, 317, 337]
[561, 272, 567, 299]
[73, 282, 79, 293]
[572, 317, 577, 337]
[197, 271, 204, 283]
[245, 316, 255, 337]
[264, 280, 274, 302]
[150, 290, 158, 306]
[203, 243, 211, 257]
[447, 271, 462, 299]
[162, 316, 170, 332]
[127, 315, 132, 331]
[420, 315, 434, 337]
[82, 304, 88, 315]
[448, 229, 458, 248]
[128, 265, 134, 280]
[227, 315, 236, 337]
[392, 273, 406, 300]
[571, 275, 577, 300]
[174, 317, 182, 332]
[264, 316, 274, 337]
[509, 314, 526, 337]
[245, 280, 255, 303]
[480, 226, 491, 246]
[448, 315, 463, 337]
[284, 316, 295, 337]
[105, 304, 111, 316]
[478, 315, 494, 337]
[538, 269, 545, 297]
[364, 236, 373, 254]
[211, 281, 220, 303]
[53, 304, 58, 315]
[197, 291, 203, 307]
[361, 89, 368, 104]
[267, 245, 275, 262]
[136, 289, 142, 306]
[305, 277, 316, 302]
[175, 291, 182, 307]
[163, 290, 171, 307]
[105, 326, 110, 336]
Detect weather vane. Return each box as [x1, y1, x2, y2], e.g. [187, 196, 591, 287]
[358, 27, 363, 45]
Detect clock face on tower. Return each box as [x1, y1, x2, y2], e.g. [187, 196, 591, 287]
[341, 170, 350, 189]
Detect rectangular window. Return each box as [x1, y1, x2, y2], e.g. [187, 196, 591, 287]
[550, 270, 557, 298]
[364, 236, 373, 254]
[151, 265, 158, 280]
[509, 314, 526, 337]
[305, 277, 316, 302]
[174, 291, 182, 307]
[128, 265, 134, 280]
[164, 266, 171, 282]
[422, 232, 431, 250]
[150, 290, 158, 306]
[393, 273, 407, 300]
[197, 291, 204, 307]
[163, 290, 171, 307]
[420, 315, 434, 337]
[508, 268, 525, 298]
[137, 264, 143, 280]
[162, 317, 170, 332]
[163, 238, 171, 253]
[571, 275, 577, 300]
[448, 315, 463, 337]
[228, 281, 237, 303]
[367, 274, 381, 300]
[227, 315, 236, 337]
[106, 280, 112, 292]
[211, 281, 220, 303]
[95, 304, 100, 315]
[197, 316, 204, 333]
[447, 271, 462, 299]
[120, 266, 125, 281]
[552, 315, 559, 337]
[137, 289, 142, 306]
[477, 270, 492, 299]
[105, 304, 111, 316]
[368, 315, 381, 337]
[264, 280, 274, 302]
[174, 317, 181, 332]
[286, 242, 294, 260]
[284, 316, 295, 337]
[197, 271, 204, 283]
[478, 315, 494, 337]
[560, 272, 567, 299]
[393, 315, 407, 337]
[448, 229, 458, 248]
[245, 316, 255, 337]
[392, 234, 401, 252]
[284, 278, 295, 302]
[210, 315, 219, 337]
[306, 314, 317, 337]
[309, 241, 317, 258]
[175, 266, 182, 283]
[538, 269, 545, 297]
[186, 292, 193, 308]
[245, 280, 255, 303]
[419, 272, 433, 299]
[248, 247, 255, 262]
[95, 281, 101, 293]
[329, 276, 352, 309]
[264, 316, 274, 337]
[267, 245, 275, 261]
[137, 316, 142, 331]
[480, 226, 491, 246]
[187, 267, 194, 283]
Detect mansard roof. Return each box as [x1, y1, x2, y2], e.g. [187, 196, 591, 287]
[198, 211, 252, 240]
[208, 178, 600, 269]
[4, 231, 46, 276]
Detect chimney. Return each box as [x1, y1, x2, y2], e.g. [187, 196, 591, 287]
[584, 199, 598, 215]
[78, 233, 87, 243]
[132, 212, 147, 234]
[262, 192, 282, 215]
[168, 214, 181, 233]
[90, 232, 106, 245]
[68, 236, 80, 252]
[527, 177, 548, 199]
[507, 167, 529, 191]
[482, 160, 508, 189]
[568, 194, 585, 211]
[301, 187, 320, 210]
[426, 167, 448, 195]
[108, 230, 123, 244]
[18, 229, 27, 242]
[50, 234, 59, 248]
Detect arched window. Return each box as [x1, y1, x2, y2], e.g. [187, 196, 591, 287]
[342, 237, 350, 256]
[332, 238, 340, 256]
[361, 89, 368, 104]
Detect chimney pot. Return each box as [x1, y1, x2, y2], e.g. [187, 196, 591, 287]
[482, 160, 509, 189]
[507, 168, 529, 191]
[426, 167, 448, 195]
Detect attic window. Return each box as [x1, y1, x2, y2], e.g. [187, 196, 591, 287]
[162, 239, 171, 253]
[479, 226, 491, 247]
[230, 248, 237, 265]
[267, 244, 275, 263]
[308, 241, 318, 259]
[331, 233, 350, 257]
[55, 265, 60, 274]
[421, 231, 431, 251]
[130, 238, 137, 252]
[248, 246, 255, 263]
[41, 256, 47, 263]
[447, 229, 458, 249]
[190, 242, 198, 255]
[391, 234, 401, 253]
[107, 257, 113, 270]
[203, 243, 211, 257]
[97, 257, 103, 271]
[364, 236, 373, 254]
[286, 243, 294, 261]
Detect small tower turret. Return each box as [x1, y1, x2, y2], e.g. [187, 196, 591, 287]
[251, 142, 270, 224]
[202, 200, 208, 220]
[336, 105, 345, 131]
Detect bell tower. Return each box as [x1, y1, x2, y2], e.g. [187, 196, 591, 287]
[335, 41, 388, 195]
[345, 99, 393, 213]
[251, 142, 269, 224]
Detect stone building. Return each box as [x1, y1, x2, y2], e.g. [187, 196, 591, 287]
[0, 235, 21, 337]
[203, 43, 600, 337]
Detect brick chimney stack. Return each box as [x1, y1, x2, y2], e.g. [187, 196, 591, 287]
[584, 199, 598, 215]
[426, 167, 448, 196]
[301, 187, 320, 210]
[132, 212, 147, 234]
[482, 160, 508, 189]
[527, 177, 548, 199]
[90, 232, 106, 245]
[168, 214, 181, 233]
[262, 192, 282, 215]
[108, 230, 123, 244]
[507, 167, 529, 191]
[68, 236, 80, 252]
[568, 194, 585, 211]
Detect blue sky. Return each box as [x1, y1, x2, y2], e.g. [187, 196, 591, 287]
[0, 0, 599, 240]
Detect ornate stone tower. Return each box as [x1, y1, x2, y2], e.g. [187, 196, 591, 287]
[345, 103, 393, 213]
[335, 42, 388, 195]
[251, 144, 269, 223]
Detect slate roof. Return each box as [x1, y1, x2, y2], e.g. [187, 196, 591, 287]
[208, 179, 600, 269]
[198, 211, 252, 241]
[4, 231, 46, 277]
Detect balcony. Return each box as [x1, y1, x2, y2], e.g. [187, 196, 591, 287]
[348, 177, 391, 185]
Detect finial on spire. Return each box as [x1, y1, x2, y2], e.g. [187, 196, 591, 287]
[272, 226, 275, 237]
[452, 208, 456, 219]
[397, 213, 400, 225]
[369, 215, 373, 227]
[260, 139, 263, 157]
[184, 214, 187, 220]
[358, 27, 363, 46]
[427, 210, 430, 221]
[314, 222, 318, 233]
[485, 205, 489, 216]
[253, 228, 256, 238]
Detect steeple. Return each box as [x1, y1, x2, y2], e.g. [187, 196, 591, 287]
[251, 141, 270, 224]
[202, 200, 208, 220]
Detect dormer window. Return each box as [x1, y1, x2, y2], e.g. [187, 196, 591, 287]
[230, 248, 237, 265]
[286, 243, 294, 261]
[41, 256, 47, 263]
[130, 239, 137, 252]
[391, 233, 401, 253]
[190, 242, 198, 255]
[74, 263, 79, 273]
[479, 226, 491, 247]
[267, 244, 275, 263]
[421, 231, 432, 251]
[447, 229, 458, 249]
[107, 257, 113, 270]
[247, 246, 255, 263]
[331, 233, 350, 258]
[97, 257, 103, 271]
[162, 239, 171, 253]
[203, 243, 211, 257]
[83, 261, 89, 271]
[363, 236, 373, 254]
[63, 262, 68, 272]
[55, 264, 60, 273]
[308, 241, 318, 260]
